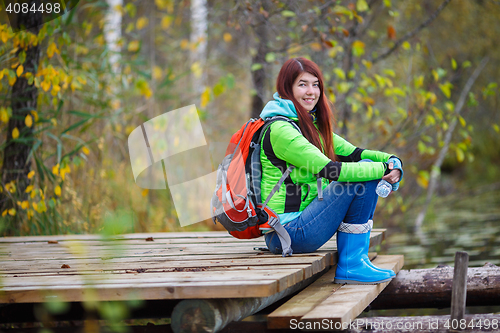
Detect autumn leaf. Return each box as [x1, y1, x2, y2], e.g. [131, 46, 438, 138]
[384, 26, 395, 41]
[161, 15, 173, 29]
[223, 33, 232, 42]
[28, 170, 35, 179]
[342, 29, 349, 37]
[451, 58, 457, 70]
[55, 186, 62, 197]
[47, 42, 59, 58]
[136, 17, 149, 30]
[357, 0, 369, 12]
[200, 87, 211, 108]
[16, 65, 24, 77]
[128, 40, 140, 52]
[52, 164, 60, 176]
[12, 127, 19, 139]
[25, 114, 33, 127]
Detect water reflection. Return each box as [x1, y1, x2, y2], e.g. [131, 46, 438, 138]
[383, 184, 500, 269]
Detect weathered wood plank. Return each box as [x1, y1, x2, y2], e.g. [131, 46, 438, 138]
[0, 231, 385, 305]
[267, 253, 377, 329]
[299, 255, 404, 329]
[0, 280, 280, 303]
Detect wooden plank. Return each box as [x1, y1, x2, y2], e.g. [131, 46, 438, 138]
[0, 231, 386, 305]
[0, 280, 280, 303]
[0, 255, 330, 275]
[267, 253, 377, 329]
[0, 229, 386, 243]
[299, 255, 404, 330]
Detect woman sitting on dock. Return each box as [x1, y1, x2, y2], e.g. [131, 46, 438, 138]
[259, 57, 403, 284]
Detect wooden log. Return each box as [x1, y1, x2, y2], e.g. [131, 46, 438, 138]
[170, 270, 327, 333]
[370, 263, 500, 310]
[450, 251, 469, 331]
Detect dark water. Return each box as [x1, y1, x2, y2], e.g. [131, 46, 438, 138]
[364, 183, 500, 317]
[382, 182, 500, 269]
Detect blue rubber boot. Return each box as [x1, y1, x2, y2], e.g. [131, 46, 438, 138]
[360, 220, 395, 278]
[334, 221, 394, 284]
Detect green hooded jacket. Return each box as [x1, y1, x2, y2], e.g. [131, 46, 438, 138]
[259, 93, 393, 225]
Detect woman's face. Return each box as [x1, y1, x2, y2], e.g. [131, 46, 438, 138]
[292, 72, 320, 112]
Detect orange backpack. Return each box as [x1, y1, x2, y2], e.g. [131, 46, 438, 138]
[210, 116, 301, 256]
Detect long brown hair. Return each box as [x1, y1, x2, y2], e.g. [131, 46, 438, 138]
[276, 57, 337, 161]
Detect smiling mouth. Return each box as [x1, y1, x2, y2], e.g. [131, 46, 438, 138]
[303, 98, 315, 103]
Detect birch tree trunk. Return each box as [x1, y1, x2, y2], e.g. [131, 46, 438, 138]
[190, 0, 208, 97]
[104, 0, 123, 75]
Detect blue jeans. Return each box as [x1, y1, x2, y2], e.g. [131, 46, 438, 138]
[264, 179, 379, 254]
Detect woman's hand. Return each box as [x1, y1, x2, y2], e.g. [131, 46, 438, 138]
[382, 162, 402, 184]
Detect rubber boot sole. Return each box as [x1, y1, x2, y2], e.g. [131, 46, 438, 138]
[333, 277, 393, 284]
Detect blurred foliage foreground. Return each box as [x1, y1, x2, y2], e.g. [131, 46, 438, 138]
[1, 0, 500, 237]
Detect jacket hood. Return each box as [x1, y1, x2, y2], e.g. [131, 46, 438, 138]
[260, 92, 298, 120]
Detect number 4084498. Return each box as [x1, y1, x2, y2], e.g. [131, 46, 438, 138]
[5, 2, 61, 14]
[444, 319, 499, 330]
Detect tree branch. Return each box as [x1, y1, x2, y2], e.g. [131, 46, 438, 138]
[371, 0, 453, 64]
[414, 57, 489, 232]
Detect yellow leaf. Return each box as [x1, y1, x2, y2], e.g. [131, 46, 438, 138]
[25, 185, 33, 193]
[223, 33, 232, 43]
[416, 173, 429, 189]
[60, 164, 70, 181]
[51, 84, 61, 96]
[493, 124, 500, 133]
[200, 88, 210, 108]
[8, 208, 16, 216]
[1, 31, 8, 43]
[41, 80, 51, 92]
[136, 17, 149, 30]
[12, 127, 19, 139]
[451, 58, 457, 70]
[16, 65, 24, 77]
[180, 39, 189, 50]
[128, 40, 140, 52]
[28, 170, 35, 179]
[82, 146, 90, 155]
[25, 114, 33, 127]
[161, 15, 173, 29]
[402, 41, 411, 50]
[459, 115, 466, 127]
[8, 75, 16, 86]
[456, 147, 465, 163]
[55, 186, 62, 197]
[52, 164, 60, 176]
[141, 189, 149, 197]
[153, 66, 163, 80]
[1, 209, 7, 217]
[0, 108, 9, 123]
[432, 69, 439, 82]
[310, 42, 322, 52]
[51, 118, 57, 126]
[47, 42, 59, 58]
[32, 202, 38, 211]
[356, 0, 369, 12]
[191, 62, 202, 79]
[21, 201, 29, 209]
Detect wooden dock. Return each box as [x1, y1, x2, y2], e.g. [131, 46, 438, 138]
[0, 229, 403, 332]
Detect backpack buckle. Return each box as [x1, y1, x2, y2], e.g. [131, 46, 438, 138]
[247, 207, 252, 218]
